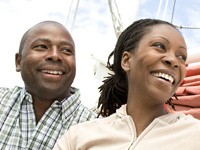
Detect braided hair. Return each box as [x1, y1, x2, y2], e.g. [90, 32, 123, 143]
[98, 18, 177, 117]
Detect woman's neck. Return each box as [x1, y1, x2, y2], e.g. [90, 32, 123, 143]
[126, 101, 167, 136]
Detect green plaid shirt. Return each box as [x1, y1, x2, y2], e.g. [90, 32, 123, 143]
[0, 86, 97, 150]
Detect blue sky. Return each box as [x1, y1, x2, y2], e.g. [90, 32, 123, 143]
[137, 0, 200, 53]
[0, 0, 199, 107]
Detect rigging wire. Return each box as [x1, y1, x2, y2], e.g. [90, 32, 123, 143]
[65, 0, 80, 32]
[176, 25, 200, 29]
[108, 0, 124, 38]
[162, 0, 169, 19]
[170, 0, 176, 23]
[66, 0, 74, 25]
[170, 0, 200, 30]
[156, 0, 163, 19]
[71, 0, 80, 31]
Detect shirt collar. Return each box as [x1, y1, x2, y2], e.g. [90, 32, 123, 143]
[116, 104, 186, 124]
[52, 87, 81, 121]
[19, 87, 33, 103]
[62, 87, 81, 117]
[20, 86, 81, 120]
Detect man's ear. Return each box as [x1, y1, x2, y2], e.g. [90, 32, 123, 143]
[15, 53, 21, 72]
[121, 51, 132, 72]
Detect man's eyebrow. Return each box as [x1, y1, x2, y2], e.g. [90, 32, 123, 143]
[32, 38, 51, 44]
[59, 41, 74, 47]
[32, 38, 74, 47]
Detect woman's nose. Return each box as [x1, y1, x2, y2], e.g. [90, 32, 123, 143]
[162, 55, 178, 68]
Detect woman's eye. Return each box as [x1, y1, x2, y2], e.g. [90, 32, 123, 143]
[153, 42, 166, 50]
[178, 54, 187, 62]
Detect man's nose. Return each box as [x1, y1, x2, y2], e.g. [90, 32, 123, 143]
[45, 47, 63, 62]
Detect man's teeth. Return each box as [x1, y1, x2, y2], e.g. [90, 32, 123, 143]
[152, 72, 174, 84]
[41, 70, 63, 75]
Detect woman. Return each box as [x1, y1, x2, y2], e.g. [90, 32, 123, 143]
[53, 18, 200, 150]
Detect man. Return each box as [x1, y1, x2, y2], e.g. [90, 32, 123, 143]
[0, 21, 97, 150]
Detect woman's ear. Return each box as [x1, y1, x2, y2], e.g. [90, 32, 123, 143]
[121, 51, 132, 72]
[15, 53, 21, 72]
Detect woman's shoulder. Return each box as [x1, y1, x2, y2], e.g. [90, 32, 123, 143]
[158, 112, 200, 131]
[175, 113, 200, 132]
[71, 113, 117, 130]
[179, 113, 200, 122]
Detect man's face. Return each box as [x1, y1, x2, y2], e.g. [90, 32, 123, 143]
[16, 22, 76, 101]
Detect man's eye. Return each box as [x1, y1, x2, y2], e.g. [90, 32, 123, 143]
[33, 45, 48, 49]
[61, 48, 72, 55]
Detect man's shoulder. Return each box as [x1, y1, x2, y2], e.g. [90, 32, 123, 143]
[75, 103, 97, 120]
[0, 86, 23, 102]
[0, 86, 22, 95]
[68, 87, 97, 119]
[66, 87, 98, 125]
[66, 104, 97, 129]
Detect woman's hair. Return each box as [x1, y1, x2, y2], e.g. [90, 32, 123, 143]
[98, 18, 177, 117]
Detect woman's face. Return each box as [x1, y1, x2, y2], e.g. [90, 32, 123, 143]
[122, 24, 187, 103]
